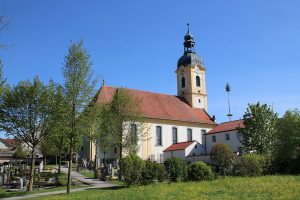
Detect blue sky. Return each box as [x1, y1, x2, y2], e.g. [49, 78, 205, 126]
[1, 1, 300, 137]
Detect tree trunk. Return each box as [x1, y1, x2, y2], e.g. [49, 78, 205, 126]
[58, 153, 62, 174]
[118, 135, 123, 180]
[28, 148, 36, 191]
[94, 143, 98, 179]
[45, 156, 47, 167]
[67, 147, 73, 193]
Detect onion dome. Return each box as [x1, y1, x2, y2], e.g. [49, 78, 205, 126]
[177, 23, 203, 68]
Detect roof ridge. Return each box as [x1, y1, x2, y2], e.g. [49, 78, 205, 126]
[220, 119, 243, 124]
[102, 85, 177, 98]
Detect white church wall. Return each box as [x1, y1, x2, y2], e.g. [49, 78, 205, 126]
[146, 122, 211, 163]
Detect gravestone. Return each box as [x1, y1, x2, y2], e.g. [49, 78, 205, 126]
[19, 178, 23, 191]
[111, 168, 118, 180]
[108, 164, 112, 174]
[3, 173, 8, 185]
[39, 161, 44, 172]
[0, 174, 3, 185]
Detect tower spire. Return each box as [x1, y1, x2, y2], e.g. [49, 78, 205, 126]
[183, 23, 195, 53]
[187, 23, 190, 34]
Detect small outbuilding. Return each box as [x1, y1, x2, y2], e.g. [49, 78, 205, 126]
[163, 141, 205, 162]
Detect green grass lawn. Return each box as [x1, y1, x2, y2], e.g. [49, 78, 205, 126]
[29, 175, 300, 200]
[79, 169, 94, 179]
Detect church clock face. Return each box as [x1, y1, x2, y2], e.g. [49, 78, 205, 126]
[195, 67, 200, 75]
[181, 69, 185, 75]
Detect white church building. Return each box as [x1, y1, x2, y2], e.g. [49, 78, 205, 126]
[81, 27, 243, 163]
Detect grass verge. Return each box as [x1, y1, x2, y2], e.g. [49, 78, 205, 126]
[29, 175, 300, 200]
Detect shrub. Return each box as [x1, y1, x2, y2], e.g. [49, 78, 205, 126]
[210, 143, 234, 178]
[156, 163, 167, 182]
[189, 161, 214, 181]
[164, 157, 187, 182]
[141, 160, 157, 184]
[239, 154, 269, 176]
[121, 154, 145, 186]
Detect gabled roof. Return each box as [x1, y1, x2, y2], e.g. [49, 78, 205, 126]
[0, 138, 17, 147]
[163, 141, 196, 152]
[96, 86, 216, 125]
[207, 119, 244, 134]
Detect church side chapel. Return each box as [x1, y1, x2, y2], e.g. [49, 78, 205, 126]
[81, 25, 217, 164]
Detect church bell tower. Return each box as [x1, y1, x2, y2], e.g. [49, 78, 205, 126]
[176, 24, 208, 110]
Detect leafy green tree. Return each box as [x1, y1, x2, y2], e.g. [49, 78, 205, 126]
[274, 109, 300, 173]
[46, 83, 69, 174]
[239, 102, 278, 154]
[0, 60, 7, 95]
[13, 142, 29, 159]
[108, 88, 145, 178]
[83, 102, 115, 178]
[0, 77, 56, 191]
[40, 135, 58, 166]
[62, 40, 96, 193]
[210, 143, 234, 178]
[0, 15, 9, 49]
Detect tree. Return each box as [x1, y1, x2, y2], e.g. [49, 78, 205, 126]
[46, 83, 69, 174]
[0, 77, 55, 191]
[210, 143, 234, 178]
[83, 102, 114, 178]
[62, 40, 95, 193]
[13, 142, 29, 159]
[274, 109, 300, 173]
[0, 15, 9, 49]
[0, 60, 7, 95]
[108, 88, 145, 179]
[239, 102, 278, 154]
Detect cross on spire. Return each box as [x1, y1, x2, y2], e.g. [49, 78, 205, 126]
[187, 23, 190, 34]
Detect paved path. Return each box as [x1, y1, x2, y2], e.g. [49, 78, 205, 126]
[2, 167, 116, 200]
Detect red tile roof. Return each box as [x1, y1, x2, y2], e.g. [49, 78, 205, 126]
[207, 119, 244, 134]
[96, 86, 216, 124]
[0, 138, 17, 147]
[163, 141, 195, 152]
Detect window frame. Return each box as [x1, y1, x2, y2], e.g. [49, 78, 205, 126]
[156, 126, 162, 146]
[212, 135, 216, 142]
[225, 133, 230, 141]
[172, 127, 178, 144]
[187, 128, 193, 142]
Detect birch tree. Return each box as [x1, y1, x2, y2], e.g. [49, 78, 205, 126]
[62, 40, 95, 193]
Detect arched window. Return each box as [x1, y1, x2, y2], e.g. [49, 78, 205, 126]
[196, 76, 201, 87]
[130, 124, 138, 144]
[181, 77, 186, 88]
[156, 126, 162, 145]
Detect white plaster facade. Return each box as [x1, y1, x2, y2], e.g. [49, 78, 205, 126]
[95, 121, 212, 163]
[163, 141, 206, 162]
[205, 130, 244, 154]
[146, 122, 211, 163]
